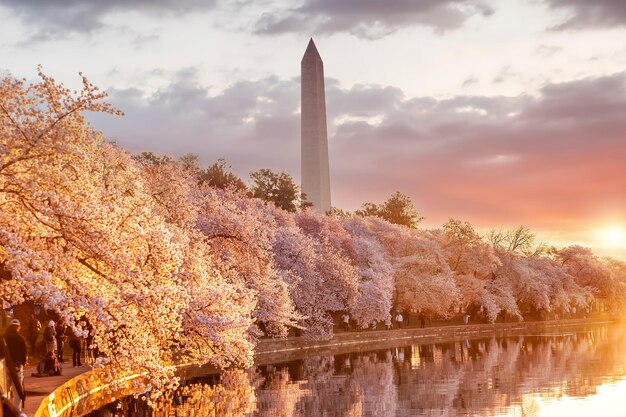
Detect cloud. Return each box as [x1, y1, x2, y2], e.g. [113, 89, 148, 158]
[461, 76, 479, 88]
[254, 0, 493, 39]
[330, 73, 626, 230]
[0, 0, 216, 38]
[545, 0, 626, 29]
[90, 68, 301, 174]
[534, 45, 563, 58]
[90, 69, 626, 233]
[493, 66, 521, 84]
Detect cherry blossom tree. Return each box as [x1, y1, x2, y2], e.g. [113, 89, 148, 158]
[137, 158, 200, 229]
[294, 211, 360, 310]
[341, 216, 394, 328]
[270, 209, 358, 339]
[0, 70, 256, 391]
[553, 245, 626, 312]
[431, 219, 501, 316]
[363, 217, 459, 316]
[195, 187, 301, 338]
[272, 216, 331, 338]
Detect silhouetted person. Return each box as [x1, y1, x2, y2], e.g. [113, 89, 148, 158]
[55, 321, 66, 362]
[3, 319, 27, 410]
[86, 329, 95, 364]
[419, 312, 426, 328]
[26, 313, 40, 354]
[69, 331, 82, 367]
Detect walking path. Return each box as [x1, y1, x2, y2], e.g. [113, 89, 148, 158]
[22, 365, 90, 416]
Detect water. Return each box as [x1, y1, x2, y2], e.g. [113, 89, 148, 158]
[88, 324, 626, 417]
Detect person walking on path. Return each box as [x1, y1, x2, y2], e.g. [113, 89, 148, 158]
[42, 320, 56, 355]
[26, 313, 40, 354]
[68, 330, 82, 367]
[395, 312, 404, 329]
[419, 312, 426, 328]
[3, 319, 27, 411]
[463, 313, 470, 325]
[342, 313, 350, 332]
[55, 321, 67, 362]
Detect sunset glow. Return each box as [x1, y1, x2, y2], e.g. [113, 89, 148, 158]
[597, 227, 626, 248]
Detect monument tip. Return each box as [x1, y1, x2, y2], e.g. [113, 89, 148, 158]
[303, 38, 321, 61]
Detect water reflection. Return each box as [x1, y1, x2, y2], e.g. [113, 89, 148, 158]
[90, 324, 626, 417]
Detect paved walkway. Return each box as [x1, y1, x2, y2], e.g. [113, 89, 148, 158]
[22, 364, 89, 416]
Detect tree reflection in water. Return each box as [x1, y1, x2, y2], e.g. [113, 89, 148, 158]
[91, 325, 626, 417]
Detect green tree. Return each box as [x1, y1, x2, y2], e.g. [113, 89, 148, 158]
[199, 158, 247, 191]
[178, 153, 201, 174]
[300, 192, 314, 211]
[356, 191, 423, 228]
[355, 202, 380, 217]
[249, 169, 300, 212]
[327, 207, 350, 219]
[133, 151, 173, 166]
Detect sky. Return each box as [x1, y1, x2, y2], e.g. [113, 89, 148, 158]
[1, 0, 625, 258]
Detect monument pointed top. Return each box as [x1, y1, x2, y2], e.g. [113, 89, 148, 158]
[301, 36, 330, 213]
[302, 38, 322, 62]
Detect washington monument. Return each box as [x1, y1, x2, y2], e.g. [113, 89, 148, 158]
[301, 38, 331, 213]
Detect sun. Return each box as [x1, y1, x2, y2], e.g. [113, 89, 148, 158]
[599, 227, 625, 247]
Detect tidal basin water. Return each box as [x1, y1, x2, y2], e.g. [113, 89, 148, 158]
[88, 323, 626, 417]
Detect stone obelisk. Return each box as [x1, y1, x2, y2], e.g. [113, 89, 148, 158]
[301, 38, 331, 213]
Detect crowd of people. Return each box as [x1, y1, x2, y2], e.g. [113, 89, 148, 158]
[342, 311, 411, 331]
[340, 309, 478, 333]
[0, 308, 97, 414]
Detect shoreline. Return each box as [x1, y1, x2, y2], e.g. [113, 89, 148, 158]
[32, 317, 620, 417]
[252, 316, 618, 366]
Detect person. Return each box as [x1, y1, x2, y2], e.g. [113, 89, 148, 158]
[42, 320, 56, 355]
[3, 319, 27, 410]
[342, 313, 350, 332]
[464, 313, 470, 325]
[419, 312, 426, 328]
[32, 351, 62, 377]
[55, 321, 66, 362]
[26, 313, 41, 354]
[395, 312, 403, 329]
[82, 317, 98, 364]
[68, 330, 82, 367]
